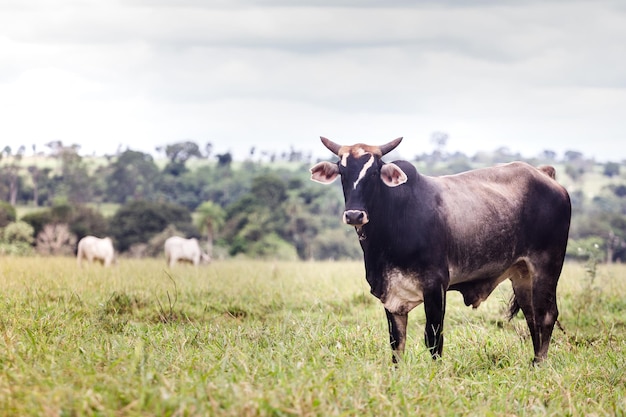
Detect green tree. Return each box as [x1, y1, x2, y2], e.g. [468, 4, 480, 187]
[250, 174, 288, 210]
[60, 147, 91, 203]
[105, 150, 160, 203]
[246, 232, 298, 260]
[20, 210, 52, 238]
[157, 169, 208, 210]
[70, 206, 109, 241]
[0, 145, 25, 205]
[564, 150, 583, 162]
[20, 203, 108, 242]
[603, 162, 620, 178]
[43, 142, 95, 203]
[0, 221, 35, 256]
[0, 201, 16, 228]
[565, 164, 585, 182]
[3, 221, 34, 245]
[164, 141, 203, 164]
[26, 165, 52, 206]
[108, 200, 198, 253]
[216, 152, 233, 168]
[222, 173, 292, 258]
[310, 228, 362, 260]
[161, 140, 204, 176]
[195, 201, 225, 258]
[195, 164, 251, 209]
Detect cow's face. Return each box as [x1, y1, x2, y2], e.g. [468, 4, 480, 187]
[310, 137, 407, 226]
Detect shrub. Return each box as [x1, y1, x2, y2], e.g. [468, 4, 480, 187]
[109, 200, 198, 253]
[246, 232, 298, 261]
[20, 209, 53, 238]
[3, 221, 35, 244]
[36, 224, 77, 256]
[310, 228, 362, 260]
[0, 201, 16, 228]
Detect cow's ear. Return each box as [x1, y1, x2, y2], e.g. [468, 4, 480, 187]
[310, 161, 340, 184]
[380, 163, 407, 187]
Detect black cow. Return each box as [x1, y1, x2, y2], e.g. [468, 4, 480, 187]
[310, 137, 571, 363]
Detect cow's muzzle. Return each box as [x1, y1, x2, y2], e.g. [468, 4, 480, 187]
[343, 210, 369, 226]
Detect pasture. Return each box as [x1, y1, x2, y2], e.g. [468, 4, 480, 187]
[0, 258, 624, 416]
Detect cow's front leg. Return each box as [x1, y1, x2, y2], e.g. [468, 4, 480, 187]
[423, 284, 446, 359]
[385, 308, 407, 363]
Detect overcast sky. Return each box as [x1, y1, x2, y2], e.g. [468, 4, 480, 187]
[1, 0, 625, 162]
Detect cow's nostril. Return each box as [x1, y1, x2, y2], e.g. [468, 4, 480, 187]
[344, 210, 369, 225]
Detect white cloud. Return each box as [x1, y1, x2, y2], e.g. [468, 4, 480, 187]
[1, 0, 625, 161]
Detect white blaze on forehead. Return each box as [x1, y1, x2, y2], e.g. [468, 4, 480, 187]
[353, 155, 375, 190]
[340, 146, 370, 167]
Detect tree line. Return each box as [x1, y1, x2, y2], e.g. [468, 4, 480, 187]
[1, 140, 625, 262]
[0, 141, 358, 260]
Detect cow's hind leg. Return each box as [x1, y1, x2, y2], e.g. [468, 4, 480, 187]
[385, 309, 407, 364]
[509, 259, 561, 363]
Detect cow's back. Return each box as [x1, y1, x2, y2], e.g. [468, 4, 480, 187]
[164, 236, 202, 266]
[431, 162, 570, 281]
[77, 236, 114, 266]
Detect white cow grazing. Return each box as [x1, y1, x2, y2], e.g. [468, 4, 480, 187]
[164, 236, 210, 267]
[77, 236, 115, 267]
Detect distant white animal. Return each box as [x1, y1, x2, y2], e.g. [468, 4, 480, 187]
[164, 236, 210, 267]
[77, 236, 115, 267]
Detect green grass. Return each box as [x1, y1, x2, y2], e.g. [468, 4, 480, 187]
[0, 258, 624, 416]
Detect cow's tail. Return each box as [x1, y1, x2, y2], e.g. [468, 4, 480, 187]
[507, 294, 522, 320]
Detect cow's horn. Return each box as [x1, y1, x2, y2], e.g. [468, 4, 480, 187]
[320, 136, 342, 155]
[380, 137, 403, 156]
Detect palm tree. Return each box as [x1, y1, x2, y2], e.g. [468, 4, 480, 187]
[1, 145, 25, 205]
[195, 201, 225, 259]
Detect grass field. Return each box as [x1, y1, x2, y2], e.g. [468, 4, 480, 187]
[0, 258, 624, 416]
